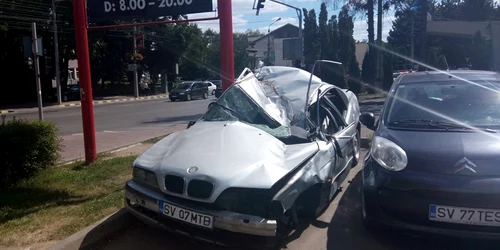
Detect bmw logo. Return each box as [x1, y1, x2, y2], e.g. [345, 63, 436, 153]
[187, 166, 198, 174]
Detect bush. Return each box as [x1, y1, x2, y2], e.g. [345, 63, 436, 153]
[0, 116, 61, 189]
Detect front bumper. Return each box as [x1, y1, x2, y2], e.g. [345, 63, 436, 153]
[362, 155, 500, 239]
[124, 181, 277, 238]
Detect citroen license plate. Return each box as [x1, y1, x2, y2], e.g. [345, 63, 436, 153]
[159, 201, 213, 229]
[429, 204, 500, 226]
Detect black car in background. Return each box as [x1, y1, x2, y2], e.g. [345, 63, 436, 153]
[214, 84, 223, 98]
[62, 85, 81, 102]
[169, 81, 209, 101]
[359, 70, 500, 239]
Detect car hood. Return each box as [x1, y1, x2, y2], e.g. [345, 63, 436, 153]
[133, 121, 319, 202]
[381, 128, 500, 176]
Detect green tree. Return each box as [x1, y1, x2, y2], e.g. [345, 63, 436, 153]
[319, 3, 330, 60]
[303, 8, 320, 71]
[338, 6, 354, 69]
[327, 15, 339, 61]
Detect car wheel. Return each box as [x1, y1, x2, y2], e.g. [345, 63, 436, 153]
[186, 94, 191, 101]
[63, 95, 68, 102]
[212, 89, 215, 95]
[352, 125, 361, 167]
[203, 92, 208, 99]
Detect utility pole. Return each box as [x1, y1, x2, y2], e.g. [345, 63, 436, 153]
[218, 0, 235, 92]
[133, 24, 139, 98]
[32, 22, 44, 121]
[51, 0, 62, 105]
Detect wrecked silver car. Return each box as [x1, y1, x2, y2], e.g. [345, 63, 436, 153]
[124, 65, 361, 244]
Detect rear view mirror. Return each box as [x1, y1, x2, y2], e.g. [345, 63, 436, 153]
[359, 112, 376, 130]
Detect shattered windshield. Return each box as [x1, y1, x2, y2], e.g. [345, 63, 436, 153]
[255, 66, 324, 130]
[202, 85, 291, 138]
[202, 67, 326, 139]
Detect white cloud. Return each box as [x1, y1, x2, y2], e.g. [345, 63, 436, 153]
[352, 17, 392, 42]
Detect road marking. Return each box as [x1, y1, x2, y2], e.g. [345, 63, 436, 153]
[72, 133, 83, 136]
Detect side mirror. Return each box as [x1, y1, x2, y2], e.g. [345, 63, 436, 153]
[208, 102, 216, 109]
[359, 112, 376, 130]
[187, 121, 196, 129]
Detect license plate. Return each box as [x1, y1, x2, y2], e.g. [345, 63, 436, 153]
[159, 201, 214, 229]
[429, 204, 500, 226]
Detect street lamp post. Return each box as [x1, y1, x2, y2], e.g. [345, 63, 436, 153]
[267, 17, 281, 65]
[51, 0, 63, 105]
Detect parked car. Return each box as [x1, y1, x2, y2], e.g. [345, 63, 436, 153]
[209, 79, 221, 87]
[169, 81, 208, 101]
[205, 81, 217, 95]
[359, 70, 500, 239]
[62, 84, 81, 102]
[125, 65, 362, 245]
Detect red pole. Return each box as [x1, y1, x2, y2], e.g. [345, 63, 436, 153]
[218, 0, 235, 91]
[73, 0, 97, 163]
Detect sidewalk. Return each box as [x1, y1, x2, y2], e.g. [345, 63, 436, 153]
[60, 123, 186, 163]
[0, 93, 170, 115]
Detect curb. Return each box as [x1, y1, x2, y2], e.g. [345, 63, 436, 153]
[58, 95, 170, 108]
[58, 142, 145, 166]
[2, 95, 170, 115]
[47, 209, 136, 250]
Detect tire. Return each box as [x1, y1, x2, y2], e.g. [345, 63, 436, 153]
[203, 92, 208, 99]
[352, 125, 361, 167]
[212, 89, 215, 95]
[186, 94, 191, 101]
[63, 95, 68, 102]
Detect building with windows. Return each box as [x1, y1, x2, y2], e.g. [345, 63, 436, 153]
[247, 23, 300, 69]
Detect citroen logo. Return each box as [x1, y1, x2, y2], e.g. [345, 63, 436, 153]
[187, 166, 198, 174]
[454, 157, 477, 174]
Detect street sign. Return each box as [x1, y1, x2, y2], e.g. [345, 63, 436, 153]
[23, 36, 43, 58]
[87, 0, 213, 22]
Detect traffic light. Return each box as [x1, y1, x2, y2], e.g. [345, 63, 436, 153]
[136, 34, 145, 50]
[255, 0, 266, 16]
[257, 0, 266, 8]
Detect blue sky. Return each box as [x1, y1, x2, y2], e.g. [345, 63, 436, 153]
[188, 0, 394, 41]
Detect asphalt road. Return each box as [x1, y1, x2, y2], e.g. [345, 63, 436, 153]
[6, 96, 216, 136]
[97, 150, 499, 250]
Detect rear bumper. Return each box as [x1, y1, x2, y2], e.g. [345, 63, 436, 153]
[124, 181, 277, 238]
[362, 155, 500, 239]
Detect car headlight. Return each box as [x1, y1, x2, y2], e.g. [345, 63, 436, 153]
[370, 136, 408, 171]
[133, 167, 159, 188]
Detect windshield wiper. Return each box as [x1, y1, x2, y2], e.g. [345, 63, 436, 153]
[390, 119, 497, 132]
[390, 119, 471, 129]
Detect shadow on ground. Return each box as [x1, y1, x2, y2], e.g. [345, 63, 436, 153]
[0, 187, 91, 224]
[326, 171, 500, 250]
[142, 114, 204, 124]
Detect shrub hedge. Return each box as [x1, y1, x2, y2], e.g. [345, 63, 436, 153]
[0, 116, 61, 189]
